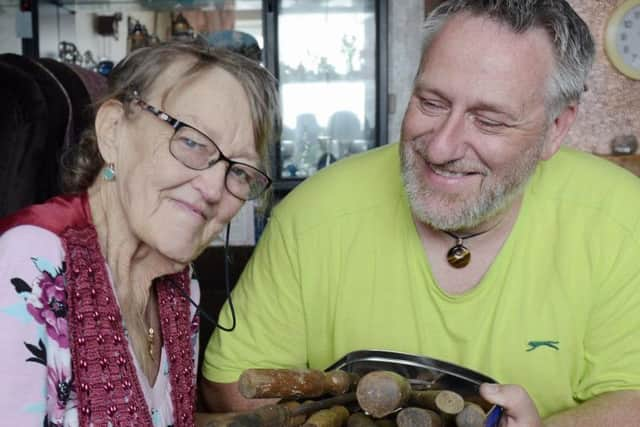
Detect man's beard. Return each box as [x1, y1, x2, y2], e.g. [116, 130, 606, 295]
[400, 138, 544, 231]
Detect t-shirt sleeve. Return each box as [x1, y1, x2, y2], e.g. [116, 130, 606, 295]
[202, 213, 307, 383]
[575, 227, 640, 400]
[0, 225, 66, 424]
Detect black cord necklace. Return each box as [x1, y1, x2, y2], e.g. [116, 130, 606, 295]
[176, 222, 237, 332]
[442, 225, 497, 268]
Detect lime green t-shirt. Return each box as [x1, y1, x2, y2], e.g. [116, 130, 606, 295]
[203, 143, 640, 418]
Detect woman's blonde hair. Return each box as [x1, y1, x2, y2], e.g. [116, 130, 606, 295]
[61, 40, 280, 193]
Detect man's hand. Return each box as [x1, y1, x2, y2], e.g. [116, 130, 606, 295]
[480, 383, 543, 427]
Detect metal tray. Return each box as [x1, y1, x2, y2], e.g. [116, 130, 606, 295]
[325, 349, 503, 427]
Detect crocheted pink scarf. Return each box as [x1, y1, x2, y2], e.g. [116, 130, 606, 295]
[0, 194, 196, 426]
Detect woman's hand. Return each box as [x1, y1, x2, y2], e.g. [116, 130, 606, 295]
[480, 383, 544, 427]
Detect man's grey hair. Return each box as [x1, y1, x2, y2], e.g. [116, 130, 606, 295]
[420, 0, 595, 119]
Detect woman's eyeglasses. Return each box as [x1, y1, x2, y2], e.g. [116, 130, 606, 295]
[134, 97, 271, 201]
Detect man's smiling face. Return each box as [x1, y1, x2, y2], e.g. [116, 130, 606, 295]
[400, 13, 556, 231]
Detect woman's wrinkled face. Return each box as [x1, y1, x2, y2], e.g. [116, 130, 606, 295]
[112, 63, 258, 263]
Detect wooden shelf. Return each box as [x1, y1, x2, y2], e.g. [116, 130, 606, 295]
[598, 154, 640, 177]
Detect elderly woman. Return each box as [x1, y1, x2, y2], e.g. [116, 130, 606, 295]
[0, 42, 279, 426]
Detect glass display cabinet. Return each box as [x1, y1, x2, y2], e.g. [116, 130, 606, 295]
[264, 0, 388, 194]
[3, 0, 387, 197]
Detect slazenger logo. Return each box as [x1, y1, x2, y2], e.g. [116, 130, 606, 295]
[526, 340, 560, 351]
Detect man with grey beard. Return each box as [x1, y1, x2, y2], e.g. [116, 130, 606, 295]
[202, 1, 640, 425]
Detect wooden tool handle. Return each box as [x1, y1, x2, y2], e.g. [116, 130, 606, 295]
[195, 412, 240, 427]
[239, 369, 355, 399]
[302, 405, 350, 427]
[410, 390, 464, 415]
[347, 412, 378, 427]
[197, 401, 303, 427]
[373, 420, 397, 427]
[455, 402, 486, 427]
[291, 392, 358, 417]
[196, 405, 290, 427]
[196, 393, 359, 427]
[356, 371, 412, 418]
[396, 407, 442, 427]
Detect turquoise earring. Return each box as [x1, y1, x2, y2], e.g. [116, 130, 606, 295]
[102, 163, 116, 181]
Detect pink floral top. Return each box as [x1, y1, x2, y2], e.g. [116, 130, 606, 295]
[0, 225, 200, 426]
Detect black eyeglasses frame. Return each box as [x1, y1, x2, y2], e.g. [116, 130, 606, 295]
[133, 97, 271, 201]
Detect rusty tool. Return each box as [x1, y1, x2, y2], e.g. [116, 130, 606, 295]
[239, 368, 358, 399]
[356, 371, 464, 418]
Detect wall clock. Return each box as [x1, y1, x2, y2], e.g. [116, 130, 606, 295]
[605, 0, 640, 80]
